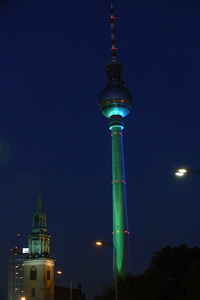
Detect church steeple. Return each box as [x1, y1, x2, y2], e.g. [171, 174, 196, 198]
[23, 193, 55, 300]
[32, 191, 47, 234]
[27, 193, 52, 258]
[37, 190, 43, 210]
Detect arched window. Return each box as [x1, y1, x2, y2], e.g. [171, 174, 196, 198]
[47, 267, 50, 280]
[34, 216, 39, 227]
[30, 266, 37, 280]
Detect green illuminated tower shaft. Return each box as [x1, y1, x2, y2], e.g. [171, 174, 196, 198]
[110, 118, 130, 275]
[98, 0, 132, 277]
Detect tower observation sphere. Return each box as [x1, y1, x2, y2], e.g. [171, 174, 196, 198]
[98, 0, 133, 278]
[98, 62, 133, 119]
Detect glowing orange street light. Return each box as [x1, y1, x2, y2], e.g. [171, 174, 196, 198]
[95, 241, 102, 246]
[56, 270, 72, 300]
[95, 241, 118, 300]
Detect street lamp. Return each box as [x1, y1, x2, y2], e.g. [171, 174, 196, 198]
[175, 168, 200, 177]
[56, 270, 73, 300]
[95, 241, 118, 300]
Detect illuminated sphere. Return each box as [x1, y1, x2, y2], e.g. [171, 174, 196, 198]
[98, 84, 133, 119]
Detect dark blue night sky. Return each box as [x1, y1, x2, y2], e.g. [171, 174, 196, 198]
[1, 1, 200, 299]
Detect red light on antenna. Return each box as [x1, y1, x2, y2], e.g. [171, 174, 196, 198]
[110, 47, 118, 51]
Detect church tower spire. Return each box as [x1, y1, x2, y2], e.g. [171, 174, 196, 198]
[32, 191, 47, 234]
[37, 191, 43, 210]
[28, 192, 50, 257]
[23, 193, 55, 300]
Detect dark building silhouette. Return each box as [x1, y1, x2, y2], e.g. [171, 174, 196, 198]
[54, 285, 85, 300]
[7, 246, 27, 300]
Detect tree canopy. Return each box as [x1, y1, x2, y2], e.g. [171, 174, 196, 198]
[95, 244, 200, 300]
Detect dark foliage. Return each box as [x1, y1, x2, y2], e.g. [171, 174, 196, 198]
[95, 245, 200, 300]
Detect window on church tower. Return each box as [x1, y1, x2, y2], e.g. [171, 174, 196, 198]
[31, 288, 35, 297]
[34, 216, 39, 227]
[47, 267, 50, 280]
[30, 266, 37, 280]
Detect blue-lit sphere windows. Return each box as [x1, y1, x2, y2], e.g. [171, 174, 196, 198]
[98, 84, 133, 119]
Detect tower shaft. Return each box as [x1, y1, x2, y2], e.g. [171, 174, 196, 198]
[110, 120, 130, 276]
[98, 0, 133, 279]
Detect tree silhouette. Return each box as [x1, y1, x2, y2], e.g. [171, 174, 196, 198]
[95, 245, 200, 300]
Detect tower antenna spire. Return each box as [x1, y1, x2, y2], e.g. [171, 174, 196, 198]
[110, 0, 118, 62]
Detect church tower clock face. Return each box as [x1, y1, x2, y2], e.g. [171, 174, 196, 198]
[33, 240, 40, 253]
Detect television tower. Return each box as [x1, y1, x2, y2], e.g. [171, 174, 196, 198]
[98, 0, 132, 276]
